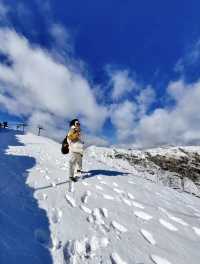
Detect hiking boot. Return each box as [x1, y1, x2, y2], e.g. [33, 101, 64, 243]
[69, 176, 78, 182]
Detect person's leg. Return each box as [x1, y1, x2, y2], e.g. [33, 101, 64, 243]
[73, 153, 83, 178]
[76, 153, 83, 172]
[68, 153, 76, 179]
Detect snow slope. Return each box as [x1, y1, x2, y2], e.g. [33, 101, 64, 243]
[87, 146, 200, 196]
[0, 130, 200, 264]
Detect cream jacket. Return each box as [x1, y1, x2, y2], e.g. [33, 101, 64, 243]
[67, 126, 84, 155]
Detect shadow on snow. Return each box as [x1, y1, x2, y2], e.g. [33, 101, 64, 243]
[34, 169, 129, 191]
[0, 129, 52, 264]
[82, 169, 129, 179]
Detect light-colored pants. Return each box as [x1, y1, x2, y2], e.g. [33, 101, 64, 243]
[69, 152, 83, 178]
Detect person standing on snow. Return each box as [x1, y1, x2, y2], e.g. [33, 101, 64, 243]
[67, 119, 84, 182]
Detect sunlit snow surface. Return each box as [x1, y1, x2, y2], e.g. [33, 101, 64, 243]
[1, 130, 200, 264]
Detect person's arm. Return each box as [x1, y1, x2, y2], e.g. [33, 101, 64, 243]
[68, 129, 80, 142]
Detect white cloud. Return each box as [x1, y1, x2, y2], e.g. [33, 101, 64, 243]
[133, 109, 172, 148]
[110, 100, 137, 142]
[174, 39, 200, 74]
[133, 80, 200, 148]
[108, 69, 136, 100]
[109, 77, 200, 148]
[0, 27, 199, 149]
[83, 134, 109, 147]
[50, 23, 73, 53]
[186, 39, 200, 65]
[136, 85, 156, 117]
[0, 28, 108, 140]
[109, 83, 156, 144]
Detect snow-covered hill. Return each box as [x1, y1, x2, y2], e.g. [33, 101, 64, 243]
[0, 130, 200, 264]
[86, 146, 200, 197]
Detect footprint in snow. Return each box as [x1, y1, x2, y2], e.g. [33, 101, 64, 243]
[65, 194, 76, 207]
[100, 208, 108, 218]
[110, 252, 127, 264]
[61, 166, 67, 171]
[158, 207, 168, 214]
[63, 236, 109, 263]
[100, 237, 109, 247]
[150, 254, 172, 264]
[100, 180, 107, 185]
[51, 208, 63, 224]
[87, 208, 109, 233]
[159, 219, 178, 231]
[122, 198, 132, 207]
[84, 207, 108, 218]
[167, 215, 188, 226]
[192, 227, 200, 236]
[96, 185, 103, 190]
[134, 211, 153, 221]
[113, 182, 118, 187]
[132, 201, 145, 209]
[140, 229, 156, 245]
[80, 205, 92, 214]
[97, 176, 102, 180]
[159, 207, 188, 226]
[187, 205, 200, 213]
[82, 181, 89, 186]
[155, 192, 163, 197]
[127, 193, 135, 200]
[102, 194, 115, 200]
[81, 190, 91, 204]
[128, 180, 136, 185]
[63, 240, 81, 263]
[111, 221, 127, 233]
[51, 234, 62, 250]
[87, 215, 94, 224]
[194, 213, 200, 217]
[113, 188, 124, 194]
[92, 208, 105, 225]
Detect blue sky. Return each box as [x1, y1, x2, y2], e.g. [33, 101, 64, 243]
[0, 0, 200, 147]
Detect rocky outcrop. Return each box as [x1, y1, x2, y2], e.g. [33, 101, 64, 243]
[109, 147, 200, 197]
